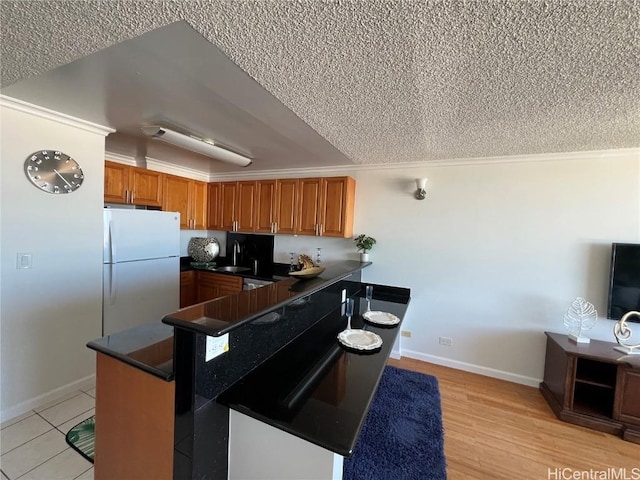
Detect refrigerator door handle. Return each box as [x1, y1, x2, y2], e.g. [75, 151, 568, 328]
[108, 263, 117, 304]
[109, 220, 117, 263]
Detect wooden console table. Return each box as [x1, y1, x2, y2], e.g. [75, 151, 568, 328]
[540, 332, 640, 444]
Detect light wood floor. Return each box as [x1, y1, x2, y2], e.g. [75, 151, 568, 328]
[388, 357, 639, 480]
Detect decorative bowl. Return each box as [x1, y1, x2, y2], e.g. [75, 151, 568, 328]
[188, 237, 220, 262]
[289, 266, 326, 279]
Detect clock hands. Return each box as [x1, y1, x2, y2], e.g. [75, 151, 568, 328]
[53, 169, 74, 189]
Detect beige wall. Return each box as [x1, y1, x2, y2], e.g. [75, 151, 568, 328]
[1, 99, 110, 420]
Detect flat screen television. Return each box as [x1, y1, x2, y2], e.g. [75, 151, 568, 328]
[607, 243, 640, 323]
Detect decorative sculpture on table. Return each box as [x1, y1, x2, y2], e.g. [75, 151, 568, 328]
[613, 311, 640, 355]
[564, 297, 597, 344]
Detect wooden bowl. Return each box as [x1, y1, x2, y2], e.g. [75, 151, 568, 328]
[288, 266, 326, 279]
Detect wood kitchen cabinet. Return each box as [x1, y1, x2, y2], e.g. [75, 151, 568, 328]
[195, 271, 243, 304]
[207, 182, 222, 230]
[213, 181, 257, 232]
[163, 175, 208, 230]
[180, 271, 196, 308]
[255, 178, 298, 235]
[255, 179, 278, 233]
[296, 176, 355, 238]
[104, 161, 163, 207]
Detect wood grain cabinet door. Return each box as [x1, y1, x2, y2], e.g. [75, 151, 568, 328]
[196, 272, 220, 303]
[207, 182, 222, 230]
[296, 177, 323, 236]
[130, 167, 163, 207]
[219, 182, 238, 231]
[163, 175, 191, 229]
[255, 180, 278, 233]
[104, 161, 129, 204]
[236, 181, 257, 232]
[275, 178, 298, 235]
[191, 180, 208, 230]
[179, 270, 196, 308]
[616, 367, 640, 426]
[320, 176, 355, 238]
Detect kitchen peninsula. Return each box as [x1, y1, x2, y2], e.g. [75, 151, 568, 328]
[88, 261, 410, 480]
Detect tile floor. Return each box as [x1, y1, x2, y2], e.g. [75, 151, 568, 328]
[1, 385, 95, 480]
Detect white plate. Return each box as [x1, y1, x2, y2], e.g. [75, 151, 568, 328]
[362, 311, 400, 326]
[337, 329, 383, 350]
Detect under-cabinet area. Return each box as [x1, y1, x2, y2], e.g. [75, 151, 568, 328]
[540, 332, 640, 444]
[104, 161, 355, 237]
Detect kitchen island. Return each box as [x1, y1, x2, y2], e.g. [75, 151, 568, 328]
[88, 260, 410, 480]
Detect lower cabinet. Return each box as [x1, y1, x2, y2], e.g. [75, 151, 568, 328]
[181, 270, 244, 308]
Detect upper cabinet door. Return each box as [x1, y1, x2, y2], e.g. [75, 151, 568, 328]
[275, 178, 298, 235]
[296, 178, 323, 236]
[255, 180, 278, 233]
[162, 175, 191, 229]
[320, 177, 355, 238]
[191, 181, 208, 230]
[236, 181, 257, 232]
[207, 183, 222, 230]
[130, 167, 163, 207]
[219, 182, 238, 231]
[104, 161, 129, 204]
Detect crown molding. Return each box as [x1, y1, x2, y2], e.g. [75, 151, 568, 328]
[207, 148, 640, 180]
[0, 95, 115, 136]
[104, 152, 138, 166]
[146, 157, 210, 182]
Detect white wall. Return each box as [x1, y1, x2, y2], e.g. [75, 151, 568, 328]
[211, 149, 639, 385]
[0, 98, 111, 421]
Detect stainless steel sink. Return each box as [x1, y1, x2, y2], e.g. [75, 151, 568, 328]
[215, 266, 251, 273]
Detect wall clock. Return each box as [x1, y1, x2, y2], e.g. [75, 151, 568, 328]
[24, 150, 84, 194]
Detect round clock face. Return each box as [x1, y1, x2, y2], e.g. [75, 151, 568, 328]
[24, 150, 84, 194]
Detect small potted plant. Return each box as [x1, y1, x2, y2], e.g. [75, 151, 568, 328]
[354, 234, 376, 262]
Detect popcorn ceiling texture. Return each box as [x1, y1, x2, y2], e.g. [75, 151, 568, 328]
[1, 0, 639, 164]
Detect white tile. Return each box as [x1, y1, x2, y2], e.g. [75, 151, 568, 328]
[38, 394, 94, 427]
[0, 415, 53, 455]
[34, 391, 84, 414]
[18, 448, 92, 480]
[57, 409, 95, 436]
[74, 467, 93, 480]
[1, 411, 35, 430]
[83, 387, 96, 398]
[0, 429, 67, 479]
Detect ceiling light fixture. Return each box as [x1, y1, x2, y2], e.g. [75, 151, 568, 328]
[415, 178, 428, 200]
[141, 126, 252, 167]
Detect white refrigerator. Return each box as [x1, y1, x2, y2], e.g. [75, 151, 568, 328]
[103, 209, 180, 335]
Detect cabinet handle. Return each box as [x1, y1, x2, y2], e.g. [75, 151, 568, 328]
[319, 224, 323, 236]
[131, 191, 135, 203]
[274, 222, 278, 233]
[125, 190, 129, 204]
[315, 224, 319, 236]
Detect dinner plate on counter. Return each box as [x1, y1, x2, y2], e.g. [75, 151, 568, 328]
[337, 329, 383, 350]
[362, 311, 400, 326]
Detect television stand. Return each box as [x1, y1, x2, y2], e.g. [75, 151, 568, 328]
[540, 332, 640, 444]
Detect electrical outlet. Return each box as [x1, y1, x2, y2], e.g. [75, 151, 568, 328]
[401, 330, 411, 338]
[439, 336, 453, 346]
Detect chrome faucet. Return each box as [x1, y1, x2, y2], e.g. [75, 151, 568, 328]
[232, 241, 240, 266]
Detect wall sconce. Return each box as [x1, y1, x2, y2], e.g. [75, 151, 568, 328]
[415, 178, 428, 200]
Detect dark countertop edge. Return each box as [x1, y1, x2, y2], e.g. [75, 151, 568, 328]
[86, 341, 174, 382]
[220, 296, 409, 457]
[163, 262, 372, 337]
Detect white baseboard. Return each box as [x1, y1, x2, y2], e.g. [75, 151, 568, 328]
[1, 374, 96, 423]
[401, 349, 541, 388]
[389, 349, 401, 360]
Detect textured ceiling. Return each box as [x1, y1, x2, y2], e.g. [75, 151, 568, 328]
[1, 0, 639, 166]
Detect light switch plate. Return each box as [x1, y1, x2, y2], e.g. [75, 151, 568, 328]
[17, 253, 32, 269]
[205, 333, 229, 361]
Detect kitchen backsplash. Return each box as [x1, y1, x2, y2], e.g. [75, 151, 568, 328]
[180, 230, 355, 264]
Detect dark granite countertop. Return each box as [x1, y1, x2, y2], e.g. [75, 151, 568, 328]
[216, 290, 410, 457]
[87, 323, 174, 381]
[180, 256, 290, 282]
[164, 260, 371, 336]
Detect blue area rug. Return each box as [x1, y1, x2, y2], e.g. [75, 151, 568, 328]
[343, 366, 447, 480]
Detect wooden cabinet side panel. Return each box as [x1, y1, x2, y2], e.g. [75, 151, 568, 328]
[255, 180, 277, 233]
[207, 183, 222, 230]
[95, 353, 174, 480]
[163, 175, 191, 229]
[104, 161, 129, 203]
[237, 181, 257, 231]
[296, 178, 322, 235]
[275, 179, 298, 234]
[191, 180, 208, 230]
[541, 336, 569, 409]
[131, 167, 163, 207]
